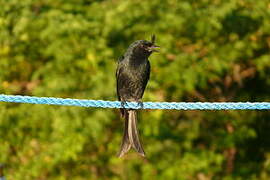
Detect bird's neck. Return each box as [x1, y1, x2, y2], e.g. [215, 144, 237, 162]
[129, 55, 147, 67]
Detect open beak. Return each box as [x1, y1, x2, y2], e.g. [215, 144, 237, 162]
[148, 45, 160, 52]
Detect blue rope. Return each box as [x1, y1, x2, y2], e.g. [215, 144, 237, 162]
[0, 94, 269, 110]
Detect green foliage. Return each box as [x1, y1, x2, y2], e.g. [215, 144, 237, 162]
[0, 0, 270, 179]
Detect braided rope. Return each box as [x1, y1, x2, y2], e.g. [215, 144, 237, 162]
[0, 94, 269, 110]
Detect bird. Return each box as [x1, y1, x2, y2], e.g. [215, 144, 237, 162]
[116, 35, 159, 157]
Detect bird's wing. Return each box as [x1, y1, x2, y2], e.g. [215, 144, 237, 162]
[116, 64, 122, 101]
[116, 62, 127, 117]
[116, 55, 125, 99]
[141, 60, 150, 96]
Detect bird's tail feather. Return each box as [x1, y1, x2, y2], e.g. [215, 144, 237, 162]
[117, 111, 131, 157]
[118, 110, 145, 157]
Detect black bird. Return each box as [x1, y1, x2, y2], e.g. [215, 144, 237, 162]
[116, 35, 159, 157]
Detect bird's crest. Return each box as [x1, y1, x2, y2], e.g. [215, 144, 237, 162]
[151, 34, 156, 44]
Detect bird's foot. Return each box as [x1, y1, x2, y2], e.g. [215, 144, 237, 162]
[121, 101, 128, 109]
[137, 101, 144, 109]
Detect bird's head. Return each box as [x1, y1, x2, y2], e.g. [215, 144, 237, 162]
[128, 35, 160, 58]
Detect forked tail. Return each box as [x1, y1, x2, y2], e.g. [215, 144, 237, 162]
[118, 110, 145, 157]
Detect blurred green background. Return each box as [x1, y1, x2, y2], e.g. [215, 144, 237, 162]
[0, 0, 270, 179]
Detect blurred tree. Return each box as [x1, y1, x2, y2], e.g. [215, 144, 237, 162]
[0, 0, 270, 179]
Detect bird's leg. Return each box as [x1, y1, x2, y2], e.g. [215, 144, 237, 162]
[119, 100, 128, 118]
[121, 100, 128, 109]
[137, 100, 144, 109]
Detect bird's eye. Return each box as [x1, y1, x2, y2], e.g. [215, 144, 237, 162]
[140, 44, 146, 48]
[143, 43, 150, 47]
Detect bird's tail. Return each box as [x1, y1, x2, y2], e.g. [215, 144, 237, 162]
[118, 110, 145, 157]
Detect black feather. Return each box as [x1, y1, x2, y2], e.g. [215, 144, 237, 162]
[116, 37, 158, 157]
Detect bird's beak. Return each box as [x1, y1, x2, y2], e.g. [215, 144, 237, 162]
[148, 45, 160, 52]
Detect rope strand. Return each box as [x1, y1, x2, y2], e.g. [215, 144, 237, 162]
[0, 94, 269, 110]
